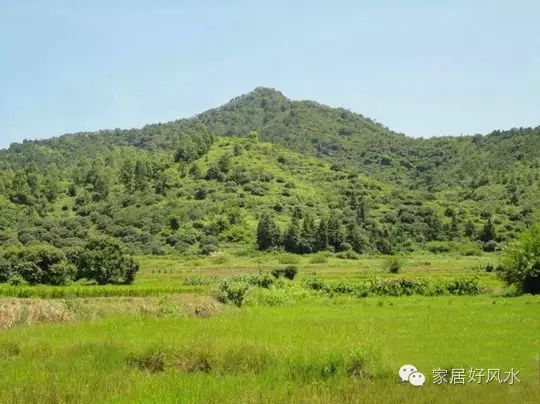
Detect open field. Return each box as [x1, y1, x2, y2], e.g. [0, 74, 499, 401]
[0, 253, 539, 403]
[0, 252, 500, 299]
[137, 251, 500, 287]
[0, 294, 538, 403]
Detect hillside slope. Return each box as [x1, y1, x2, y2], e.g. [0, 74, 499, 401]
[0, 88, 538, 256]
[196, 87, 540, 191]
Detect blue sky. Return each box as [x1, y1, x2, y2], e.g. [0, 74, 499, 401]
[1, 0, 539, 149]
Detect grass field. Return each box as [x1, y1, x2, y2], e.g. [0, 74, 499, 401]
[1, 253, 539, 403]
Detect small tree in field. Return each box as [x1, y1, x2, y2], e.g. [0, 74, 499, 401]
[499, 225, 540, 294]
[75, 237, 139, 285]
[256, 213, 281, 250]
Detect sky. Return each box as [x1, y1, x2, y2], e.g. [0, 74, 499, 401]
[1, 0, 539, 149]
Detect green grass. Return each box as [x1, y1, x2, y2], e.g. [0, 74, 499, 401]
[0, 252, 501, 299]
[0, 295, 538, 403]
[136, 252, 499, 284]
[0, 284, 204, 298]
[0, 253, 537, 402]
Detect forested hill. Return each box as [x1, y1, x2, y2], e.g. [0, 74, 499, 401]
[0, 88, 538, 257]
[196, 87, 540, 191]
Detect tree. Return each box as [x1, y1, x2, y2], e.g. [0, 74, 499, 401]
[174, 142, 197, 163]
[217, 154, 232, 174]
[464, 220, 475, 238]
[283, 217, 301, 253]
[10, 171, 33, 205]
[353, 196, 367, 223]
[43, 165, 61, 203]
[327, 213, 345, 250]
[247, 130, 259, 142]
[1, 244, 71, 285]
[169, 217, 180, 231]
[194, 186, 208, 200]
[134, 160, 148, 191]
[120, 159, 135, 191]
[74, 237, 139, 285]
[298, 214, 316, 253]
[449, 216, 460, 239]
[479, 218, 496, 242]
[256, 213, 281, 250]
[189, 163, 201, 178]
[316, 218, 329, 251]
[499, 225, 540, 294]
[347, 223, 369, 254]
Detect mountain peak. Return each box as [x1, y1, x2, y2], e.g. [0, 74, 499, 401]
[249, 87, 287, 97]
[229, 87, 289, 105]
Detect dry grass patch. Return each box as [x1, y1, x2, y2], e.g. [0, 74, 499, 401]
[0, 295, 224, 328]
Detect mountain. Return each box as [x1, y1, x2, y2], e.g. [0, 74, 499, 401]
[0, 88, 538, 256]
[197, 87, 540, 190]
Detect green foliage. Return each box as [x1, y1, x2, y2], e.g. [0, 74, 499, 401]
[0, 87, 537, 261]
[256, 213, 281, 251]
[443, 277, 482, 295]
[384, 256, 403, 274]
[271, 265, 298, 280]
[303, 277, 482, 297]
[214, 279, 252, 307]
[0, 244, 69, 285]
[499, 225, 540, 294]
[479, 218, 497, 242]
[73, 237, 139, 285]
[335, 250, 360, 260]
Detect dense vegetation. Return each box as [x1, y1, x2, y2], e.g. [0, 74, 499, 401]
[0, 88, 538, 273]
[499, 224, 540, 294]
[0, 237, 139, 285]
[0, 87, 538, 403]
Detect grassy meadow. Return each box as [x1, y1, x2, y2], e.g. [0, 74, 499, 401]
[0, 251, 539, 403]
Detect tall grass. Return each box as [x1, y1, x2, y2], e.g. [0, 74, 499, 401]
[0, 296, 537, 403]
[0, 285, 204, 298]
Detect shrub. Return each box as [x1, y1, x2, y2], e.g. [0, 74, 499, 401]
[199, 243, 218, 256]
[283, 265, 298, 280]
[194, 186, 208, 200]
[182, 276, 215, 286]
[13, 262, 43, 285]
[277, 254, 300, 265]
[0, 260, 14, 283]
[370, 278, 429, 296]
[74, 237, 139, 285]
[303, 277, 481, 297]
[6, 274, 28, 286]
[458, 242, 482, 256]
[384, 256, 403, 274]
[44, 262, 76, 286]
[484, 263, 497, 273]
[482, 240, 498, 252]
[1, 244, 66, 284]
[444, 277, 482, 295]
[244, 274, 275, 288]
[499, 225, 540, 294]
[425, 241, 453, 253]
[127, 349, 165, 373]
[309, 253, 328, 264]
[271, 265, 298, 280]
[173, 347, 214, 373]
[214, 280, 252, 307]
[303, 278, 329, 292]
[335, 250, 360, 260]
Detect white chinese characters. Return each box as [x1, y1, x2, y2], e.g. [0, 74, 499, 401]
[432, 368, 520, 385]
